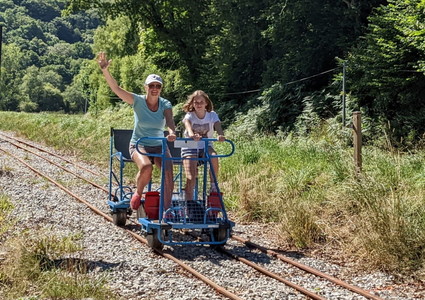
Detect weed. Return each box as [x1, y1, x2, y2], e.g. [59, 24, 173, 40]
[0, 229, 119, 300]
[0, 194, 14, 238]
[0, 165, 13, 177]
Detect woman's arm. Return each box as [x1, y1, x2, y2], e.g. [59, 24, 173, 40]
[164, 108, 176, 141]
[97, 52, 134, 105]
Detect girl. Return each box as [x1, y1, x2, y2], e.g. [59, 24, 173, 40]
[181, 90, 225, 201]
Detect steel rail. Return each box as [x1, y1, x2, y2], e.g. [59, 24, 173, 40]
[1, 136, 143, 229]
[0, 138, 331, 299]
[0, 147, 243, 300]
[0, 137, 108, 192]
[217, 247, 327, 300]
[0, 132, 98, 176]
[231, 235, 384, 300]
[0, 139, 329, 298]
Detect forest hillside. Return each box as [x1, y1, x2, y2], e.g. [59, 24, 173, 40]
[0, 0, 101, 112]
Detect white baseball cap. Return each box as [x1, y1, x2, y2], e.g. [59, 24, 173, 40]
[145, 74, 163, 85]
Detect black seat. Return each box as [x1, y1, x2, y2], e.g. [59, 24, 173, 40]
[111, 128, 133, 162]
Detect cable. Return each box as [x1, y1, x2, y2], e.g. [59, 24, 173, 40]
[221, 67, 339, 96]
[98, 67, 341, 98]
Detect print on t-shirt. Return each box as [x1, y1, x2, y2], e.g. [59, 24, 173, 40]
[192, 123, 210, 138]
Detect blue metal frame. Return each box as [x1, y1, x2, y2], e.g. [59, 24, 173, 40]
[136, 137, 235, 246]
[107, 130, 185, 215]
[108, 131, 132, 212]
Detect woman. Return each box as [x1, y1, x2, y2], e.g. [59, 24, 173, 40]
[97, 52, 176, 212]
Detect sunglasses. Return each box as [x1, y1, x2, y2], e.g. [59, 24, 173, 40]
[148, 84, 162, 89]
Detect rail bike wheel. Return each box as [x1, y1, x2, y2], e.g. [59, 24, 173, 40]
[146, 229, 164, 250]
[213, 227, 227, 242]
[209, 227, 227, 249]
[112, 209, 127, 226]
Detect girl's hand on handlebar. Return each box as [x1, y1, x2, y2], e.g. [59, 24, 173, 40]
[190, 133, 201, 141]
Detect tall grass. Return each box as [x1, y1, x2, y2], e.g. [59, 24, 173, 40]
[220, 129, 425, 275]
[1, 179, 119, 299]
[220, 135, 352, 247]
[0, 193, 14, 238]
[339, 148, 425, 273]
[0, 225, 119, 300]
[1, 110, 425, 276]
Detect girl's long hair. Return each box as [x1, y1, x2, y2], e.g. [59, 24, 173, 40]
[182, 90, 214, 112]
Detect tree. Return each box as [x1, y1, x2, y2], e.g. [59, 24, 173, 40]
[63, 60, 97, 113]
[21, 0, 61, 22]
[67, 0, 213, 80]
[92, 16, 134, 59]
[48, 18, 81, 43]
[0, 0, 101, 112]
[202, 0, 269, 94]
[347, 0, 425, 142]
[0, 0, 15, 11]
[63, 85, 87, 113]
[20, 65, 65, 111]
[0, 43, 25, 110]
[26, 37, 47, 56]
[232, 0, 387, 133]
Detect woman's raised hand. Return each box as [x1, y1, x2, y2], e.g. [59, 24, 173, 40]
[97, 52, 111, 70]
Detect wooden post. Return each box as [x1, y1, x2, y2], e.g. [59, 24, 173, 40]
[0, 25, 3, 79]
[342, 62, 346, 127]
[353, 111, 362, 174]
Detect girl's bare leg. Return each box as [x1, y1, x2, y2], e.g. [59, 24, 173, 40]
[183, 156, 198, 200]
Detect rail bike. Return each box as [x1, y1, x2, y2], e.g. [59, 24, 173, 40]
[107, 128, 235, 249]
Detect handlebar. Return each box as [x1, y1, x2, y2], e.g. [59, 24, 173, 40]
[135, 137, 235, 159]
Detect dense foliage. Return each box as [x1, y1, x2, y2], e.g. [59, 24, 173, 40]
[0, 0, 101, 112]
[347, 0, 425, 145]
[1, 0, 424, 143]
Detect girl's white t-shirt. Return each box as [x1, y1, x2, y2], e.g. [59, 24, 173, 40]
[183, 111, 220, 149]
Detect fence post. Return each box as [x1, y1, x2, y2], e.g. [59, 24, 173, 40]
[0, 25, 3, 79]
[342, 62, 346, 127]
[353, 111, 362, 174]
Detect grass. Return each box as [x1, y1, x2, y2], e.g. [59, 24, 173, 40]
[1, 110, 425, 278]
[0, 106, 133, 164]
[339, 148, 425, 272]
[0, 228, 119, 300]
[0, 191, 119, 299]
[0, 193, 14, 239]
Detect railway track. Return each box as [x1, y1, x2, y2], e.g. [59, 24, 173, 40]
[0, 131, 392, 300]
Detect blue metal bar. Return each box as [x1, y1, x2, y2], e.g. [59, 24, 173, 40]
[108, 130, 113, 202]
[136, 137, 236, 246]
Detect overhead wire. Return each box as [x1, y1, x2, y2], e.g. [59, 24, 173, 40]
[99, 66, 341, 99]
[218, 67, 339, 96]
